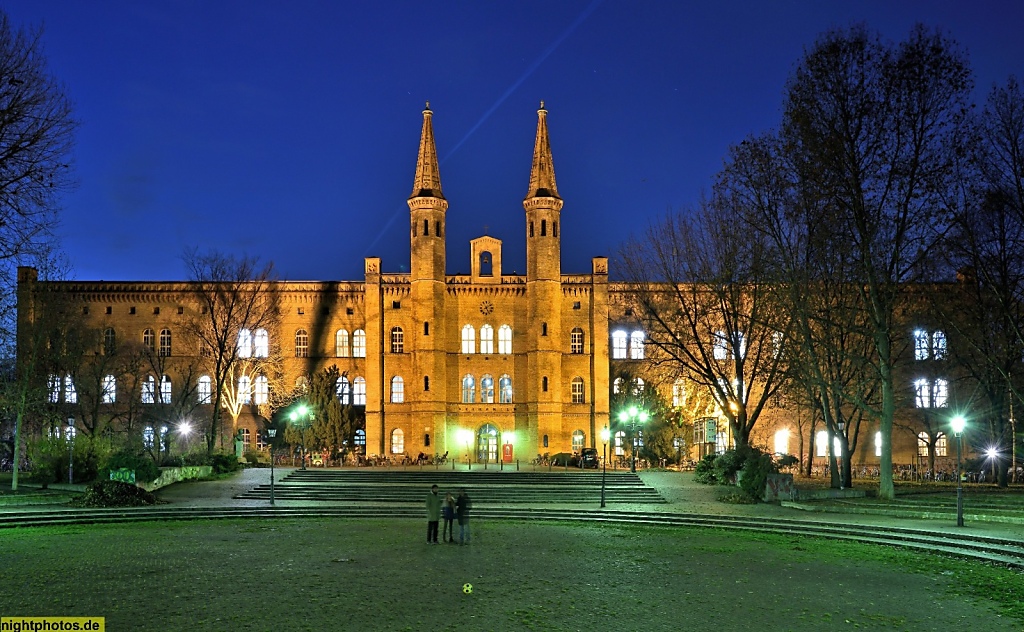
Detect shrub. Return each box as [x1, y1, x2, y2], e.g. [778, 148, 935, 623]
[182, 452, 210, 467]
[71, 480, 156, 507]
[210, 451, 241, 474]
[712, 448, 746, 484]
[739, 449, 778, 500]
[28, 436, 105, 484]
[693, 454, 718, 485]
[98, 450, 160, 483]
[776, 454, 799, 471]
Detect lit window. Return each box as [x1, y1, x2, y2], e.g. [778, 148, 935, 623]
[254, 375, 269, 405]
[462, 375, 475, 403]
[614, 431, 625, 456]
[771, 330, 784, 359]
[571, 377, 585, 404]
[64, 375, 77, 404]
[613, 377, 623, 395]
[337, 376, 351, 405]
[499, 374, 512, 403]
[914, 378, 948, 408]
[353, 329, 366, 358]
[336, 329, 350, 357]
[143, 426, 155, 449]
[48, 374, 59, 403]
[630, 331, 645, 359]
[103, 328, 116, 356]
[390, 327, 404, 354]
[815, 430, 842, 457]
[635, 377, 645, 393]
[914, 378, 930, 408]
[159, 329, 172, 357]
[914, 329, 929, 360]
[480, 324, 494, 354]
[254, 329, 269, 357]
[936, 434, 948, 457]
[498, 325, 512, 354]
[238, 329, 252, 358]
[142, 376, 156, 404]
[932, 331, 947, 360]
[572, 430, 585, 452]
[480, 374, 494, 404]
[353, 377, 366, 405]
[143, 329, 155, 352]
[570, 327, 585, 354]
[198, 375, 212, 404]
[713, 331, 729, 360]
[391, 376, 405, 403]
[933, 378, 948, 408]
[461, 325, 476, 354]
[159, 375, 172, 404]
[238, 376, 251, 404]
[102, 375, 116, 404]
[239, 428, 251, 449]
[295, 329, 309, 357]
[914, 329, 947, 360]
[611, 330, 627, 359]
[774, 429, 790, 455]
[672, 379, 685, 407]
[875, 431, 883, 457]
[917, 432, 930, 457]
[354, 429, 366, 450]
[391, 428, 405, 454]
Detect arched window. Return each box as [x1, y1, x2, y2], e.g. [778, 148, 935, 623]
[572, 430, 585, 452]
[336, 329, 350, 357]
[935, 433, 948, 457]
[198, 375, 212, 404]
[461, 325, 476, 354]
[391, 428, 405, 454]
[499, 374, 512, 403]
[630, 331, 645, 359]
[295, 376, 309, 392]
[480, 374, 494, 403]
[612, 377, 623, 394]
[254, 329, 269, 357]
[571, 377, 585, 404]
[672, 379, 685, 407]
[159, 329, 172, 356]
[391, 376, 405, 403]
[254, 375, 269, 405]
[239, 428, 251, 449]
[635, 377, 645, 393]
[103, 328, 116, 356]
[143, 426, 155, 449]
[102, 375, 117, 404]
[48, 374, 59, 403]
[355, 429, 366, 451]
[237, 328, 252, 358]
[238, 375, 251, 404]
[336, 376, 351, 405]
[142, 375, 156, 404]
[917, 432, 930, 457]
[480, 324, 494, 354]
[478, 424, 498, 462]
[462, 374, 475, 403]
[614, 431, 625, 456]
[143, 329, 155, 352]
[815, 430, 842, 458]
[63, 375, 77, 404]
[391, 327, 404, 353]
[611, 330, 627, 359]
[498, 325, 512, 354]
[295, 329, 309, 357]
[570, 327, 585, 354]
[159, 375, 172, 404]
[353, 329, 366, 358]
[353, 377, 366, 405]
[774, 429, 790, 455]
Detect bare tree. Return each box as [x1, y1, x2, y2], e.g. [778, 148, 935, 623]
[620, 196, 791, 449]
[0, 11, 76, 356]
[779, 25, 972, 499]
[182, 250, 279, 453]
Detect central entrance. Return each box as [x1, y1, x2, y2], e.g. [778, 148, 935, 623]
[477, 424, 498, 463]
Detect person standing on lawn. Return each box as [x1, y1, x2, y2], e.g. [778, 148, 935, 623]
[456, 488, 471, 545]
[425, 484, 441, 544]
[442, 492, 457, 543]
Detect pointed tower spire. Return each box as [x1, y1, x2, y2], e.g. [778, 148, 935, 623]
[410, 102, 444, 200]
[525, 100, 560, 200]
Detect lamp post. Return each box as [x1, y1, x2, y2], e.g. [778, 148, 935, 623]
[66, 418, 75, 485]
[618, 406, 649, 473]
[458, 429, 474, 470]
[267, 428, 277, 506]
[600, 426, 610, 508]
[177, 421, 193, 469]
[289, 404, 313, 470]
[951, 414, 966, 527]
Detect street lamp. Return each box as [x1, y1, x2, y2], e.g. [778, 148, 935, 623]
[600, 426, 610, 508]
[951, 414, 966, 527]
[618, 406, 649, 473]
[289, 404, 313, 470]
[177, 421, 193, 468]
[266, 428, 277, 506]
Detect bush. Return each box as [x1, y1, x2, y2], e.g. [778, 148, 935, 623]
[693, 454, 718, 485]
[210, 451, 241, 474]
[712, 448, 746, 484]
[182, 452, 210, 467]
[739, 449, 778, 500]
[71, 480, 156, 507]
[98, 450, 160, 483]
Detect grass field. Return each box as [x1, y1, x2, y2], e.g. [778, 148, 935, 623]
[0, 517, 1021, 631]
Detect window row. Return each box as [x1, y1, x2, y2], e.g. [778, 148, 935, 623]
[334, 329, 367, 358]
[102, 328, 173, 356]
[460, 324, 513, 354]
[913, 329, 947, 361]
[51, 373, 270, 406]
[333, 376, 368, 406]
[611, 330, 645, 360]
[913, 378, 948, 409]
[460, 374, 514, 403]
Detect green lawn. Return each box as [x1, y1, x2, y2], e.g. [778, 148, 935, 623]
[0, 518, 1020, 631]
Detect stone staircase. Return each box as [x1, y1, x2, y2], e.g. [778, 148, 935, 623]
[235, 468, 665, 505]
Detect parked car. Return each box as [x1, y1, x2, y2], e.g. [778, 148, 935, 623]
[578, 448, 599, 468]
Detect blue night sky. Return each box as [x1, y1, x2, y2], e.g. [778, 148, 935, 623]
[6, 1, 1024, 282]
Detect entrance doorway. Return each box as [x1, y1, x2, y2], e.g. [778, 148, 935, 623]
[477, 424, 498, 463]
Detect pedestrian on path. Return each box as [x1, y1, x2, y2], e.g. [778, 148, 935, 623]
[425, 484, 441, 544]
[442, 492, 456, 543]
[456, 488, 471, 545]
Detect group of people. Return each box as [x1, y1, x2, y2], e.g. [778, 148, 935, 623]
[425, 485, 471, 545]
